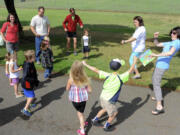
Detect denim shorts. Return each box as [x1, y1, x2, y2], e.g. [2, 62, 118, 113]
[6, 41, 18, 53]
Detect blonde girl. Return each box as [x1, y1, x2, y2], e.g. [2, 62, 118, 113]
[66, 60, 92, 135]
[9, 53, 23, 98]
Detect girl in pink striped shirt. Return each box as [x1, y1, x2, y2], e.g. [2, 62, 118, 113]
[66, 60, 92, 135]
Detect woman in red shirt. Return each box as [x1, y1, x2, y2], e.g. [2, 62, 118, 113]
[63, 8, 83, 56]
[0, 14, 19, 55]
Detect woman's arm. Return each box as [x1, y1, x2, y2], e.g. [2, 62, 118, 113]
[121, 37, 136, 44]
[66, 79, 72, 91]
[153, 32, 163, 47]
[82, 61, 99, 74]
[152, 46, 176, 57]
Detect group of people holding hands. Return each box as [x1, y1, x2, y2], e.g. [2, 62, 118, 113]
[1, 6, 180, 135]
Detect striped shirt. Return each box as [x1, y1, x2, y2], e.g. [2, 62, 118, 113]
[69, 84, 88, 102]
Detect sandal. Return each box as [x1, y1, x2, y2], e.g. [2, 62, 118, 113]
[152, 108, 164, 115]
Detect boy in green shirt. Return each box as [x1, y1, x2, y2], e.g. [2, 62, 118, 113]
[82, 59, 133, 131]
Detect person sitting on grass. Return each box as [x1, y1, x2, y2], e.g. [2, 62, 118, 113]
[82, 59, 133, 131]
[21, 50, 39, 117]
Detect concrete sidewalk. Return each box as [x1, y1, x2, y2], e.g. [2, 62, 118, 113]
[0, 67, 180, 135]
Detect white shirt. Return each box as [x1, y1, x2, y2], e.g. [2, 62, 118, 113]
[9, 61, 19, 78]
[30, 15, 50, 36]
[131, 26, 146, 52]
[83, 35, 89, 46]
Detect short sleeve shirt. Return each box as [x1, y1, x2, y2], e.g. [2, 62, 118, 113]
[1, 22, 19, 43]
[131, 26, 146, 52]
[99, 70, 129, 100]
[156, 39, 180, 69]
[30, 15, 50, 36]
[83, 35, 89, 46]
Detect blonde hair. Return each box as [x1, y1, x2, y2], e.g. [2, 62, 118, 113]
[24, 50, 35, 61]
[10, 53, 17, 61]
[70, 60, 89, 86]
[5, 53, 10, 61]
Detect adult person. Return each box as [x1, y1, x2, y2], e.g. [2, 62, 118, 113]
[63, 8, 83, 56]
[121, 16, 146, 79]
[30, 6, 50, 64]
[150, 27, 180, 115]
[1, 14, 19, 55]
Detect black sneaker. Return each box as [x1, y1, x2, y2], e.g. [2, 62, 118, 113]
[91, 119, 102, 127]
[103, 125, 115, 132]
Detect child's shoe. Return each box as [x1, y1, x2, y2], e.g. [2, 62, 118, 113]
[21, 109, 32, 116]
[77, 129, 85, 135]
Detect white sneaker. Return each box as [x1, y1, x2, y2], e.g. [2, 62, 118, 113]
[132, 74, 141, 79]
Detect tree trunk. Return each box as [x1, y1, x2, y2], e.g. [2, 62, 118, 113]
[4, 0, 23, 33]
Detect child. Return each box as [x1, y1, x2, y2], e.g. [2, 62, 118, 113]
[82, 59, 133, 131]
[9, 53, 23, 98]
[82, 29, 90, 59]
[21, 50, 39, 117]
[39, 42, 53, 78]
[5, 53, 11, 84]
[66, 60, 92, 135]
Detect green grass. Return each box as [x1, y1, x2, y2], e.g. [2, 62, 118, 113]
[0, 8, 180, 90]
[1, 0, 180, 14]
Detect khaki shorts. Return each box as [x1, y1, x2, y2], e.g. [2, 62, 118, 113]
[100, 98, 117, 117]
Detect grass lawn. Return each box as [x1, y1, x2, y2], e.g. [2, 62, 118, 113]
[0, 8, 180, 90]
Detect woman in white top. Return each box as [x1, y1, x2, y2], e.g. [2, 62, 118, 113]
[9, 53, 23, 98]
[121, 16, 146, 79]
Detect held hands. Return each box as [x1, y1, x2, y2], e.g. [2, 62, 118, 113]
[150, 53, 158, 57]
[18, 67, 23, 71]
[154, 32, 159, 38]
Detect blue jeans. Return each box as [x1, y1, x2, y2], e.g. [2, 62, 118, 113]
[129, 52, 142, 69]
[35, 36, 44, 62]
[44, 67, 53, 78]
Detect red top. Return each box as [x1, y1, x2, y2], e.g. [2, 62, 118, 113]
[1, 22, 19, 43]
[63, 14, 83, 32]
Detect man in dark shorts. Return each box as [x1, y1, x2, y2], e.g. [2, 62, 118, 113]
[63, 8, 83, 56]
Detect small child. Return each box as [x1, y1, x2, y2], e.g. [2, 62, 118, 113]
[9, 53, 23, 98]
[66, 60, 92, 135]
[5, 53, 11, 84]
[82, 59, 133, 131]
[82, 29, 90, 59]
[21, 50, 39, 116]
[39, 42, 53, 78]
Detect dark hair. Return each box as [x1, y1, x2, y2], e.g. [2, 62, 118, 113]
[69, 8, 75, 13]
[169, 26, 180, 39]
[133, 16, 144, 26]
[38, 6, 45, 11]
[109, 61, 121, 71]
[7, 13, 17, 24]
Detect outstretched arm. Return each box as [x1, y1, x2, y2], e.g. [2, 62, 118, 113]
[151, 47, 176, 57]
[82, 61, 99, 74]
[153, 32, 163, 47]
[121, 37, 136, 44]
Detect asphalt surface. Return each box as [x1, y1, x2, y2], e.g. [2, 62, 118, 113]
[0, 67, 180, 135]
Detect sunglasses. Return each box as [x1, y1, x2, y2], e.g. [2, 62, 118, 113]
[172, 31, 177, 35]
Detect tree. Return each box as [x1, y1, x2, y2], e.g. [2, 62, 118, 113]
[4, 0, 23, 33]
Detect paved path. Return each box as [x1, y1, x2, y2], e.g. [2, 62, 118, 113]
[0, 67, 180, 135]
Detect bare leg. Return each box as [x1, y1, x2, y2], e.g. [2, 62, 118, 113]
[24, 98, 34, 110]
[73, 37, 77, 52]
[107, 112, 118, 123]
[96, 109, 107, 118]
[77, 111, 85, 130]
[14, 83, 19, 96]
[66, 37, 71, 51]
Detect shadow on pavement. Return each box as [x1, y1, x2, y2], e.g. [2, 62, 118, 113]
[33, 87, 66, 113]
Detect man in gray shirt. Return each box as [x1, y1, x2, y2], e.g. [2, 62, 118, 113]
[30, 6, 50, 64]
